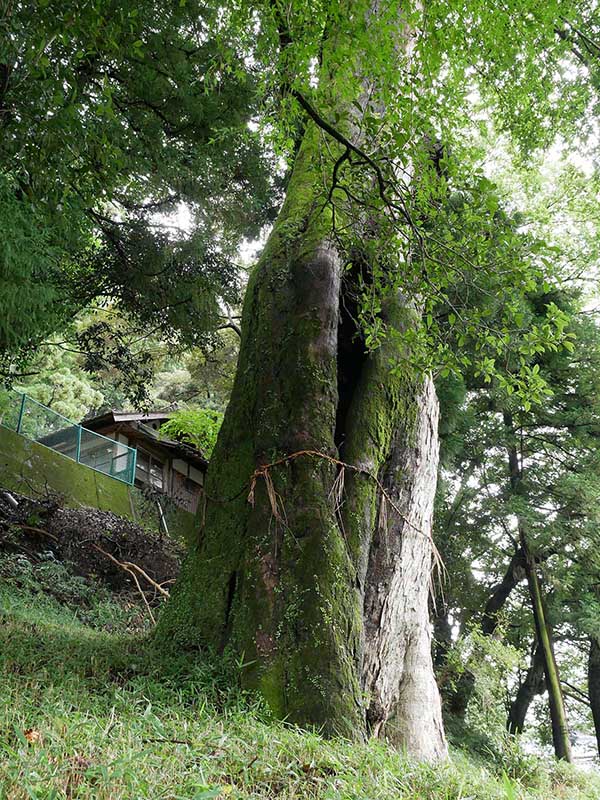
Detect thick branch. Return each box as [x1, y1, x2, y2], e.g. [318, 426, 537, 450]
[481, 547, 527, 635]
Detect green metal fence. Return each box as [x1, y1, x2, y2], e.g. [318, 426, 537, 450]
[0, 391, 136, 485]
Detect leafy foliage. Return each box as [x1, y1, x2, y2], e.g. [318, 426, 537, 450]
[13, 346, 104, 420]
[160, 408, 223, 458]
[434, 288, 600, 750]
[151, 332, 239, 413]
[0, 172, 81, 354]
[0, 0, 275, 380]
[4, 0, 600, 404]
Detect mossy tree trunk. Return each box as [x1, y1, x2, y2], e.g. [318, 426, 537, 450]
[157, 3, 446, 761]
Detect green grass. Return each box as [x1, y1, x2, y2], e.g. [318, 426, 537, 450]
[0, 555, 599, 800]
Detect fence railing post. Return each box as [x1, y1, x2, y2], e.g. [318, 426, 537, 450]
[130, 447, 137, 486]
[75, 425, 82, 463]
[16, 393, 26, 434]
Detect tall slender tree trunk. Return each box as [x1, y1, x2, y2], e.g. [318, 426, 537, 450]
[157, 4, 446, 761]
[587, 636, 600, 758]
[523, 543, 571, 761]
[503, 412, 571, 761]
[508, 642, 545, 734]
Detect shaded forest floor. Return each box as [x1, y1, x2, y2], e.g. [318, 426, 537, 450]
[1, 538, 600, 799]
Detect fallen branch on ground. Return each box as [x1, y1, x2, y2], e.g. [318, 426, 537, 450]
[91, 543, 169, 597]
[17, 525, 58, 541]
[91, 543, 170, 624]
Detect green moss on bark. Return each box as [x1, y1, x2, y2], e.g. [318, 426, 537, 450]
[156, 117, 366, 736]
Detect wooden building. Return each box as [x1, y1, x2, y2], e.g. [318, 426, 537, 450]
[82, 411, 208, 513]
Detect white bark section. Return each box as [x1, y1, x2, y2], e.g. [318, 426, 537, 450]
[362, 375, 447, 760]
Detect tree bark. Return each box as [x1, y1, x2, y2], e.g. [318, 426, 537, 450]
[355, 373, 445, 756]
[587, 636, 600, 758]
[507, 641, 545, 734]
[156, 5, 446, 758]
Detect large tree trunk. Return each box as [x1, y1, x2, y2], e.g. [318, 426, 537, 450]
[157, 102, 445, 768]
[157, 179, 445, 754]
[157, 0, 446, 760]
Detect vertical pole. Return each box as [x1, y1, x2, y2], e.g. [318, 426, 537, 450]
[130, 447, 137, 486]
[524, 543, 572, 762]
[504, 410, 572, 761]
[16, 393, 26, 434]
[75, 425, 82, 463]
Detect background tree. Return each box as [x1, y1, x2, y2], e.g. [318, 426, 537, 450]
[434, 304, 600, 759]
[0, 0, 275, 389]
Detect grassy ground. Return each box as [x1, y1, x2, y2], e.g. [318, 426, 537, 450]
[1, 553, 599, 800]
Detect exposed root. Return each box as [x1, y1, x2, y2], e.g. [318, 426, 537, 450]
[90, 543, 173, 624]
[91, 544, 170, 598]
[329, 466, 346, 535]
[16, 524, 58, 541]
